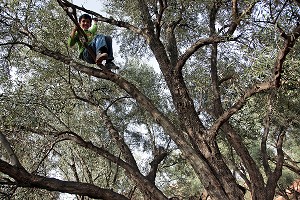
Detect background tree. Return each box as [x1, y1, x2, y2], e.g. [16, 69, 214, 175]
[0, 0, 299, 199]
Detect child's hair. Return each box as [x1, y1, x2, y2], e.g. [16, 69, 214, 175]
[79, 14, 92, 22]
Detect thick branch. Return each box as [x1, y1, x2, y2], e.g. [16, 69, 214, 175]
[222, 123, 266, 199]
[155, 0, 167, 38]
[57, 0, 144, 36]
[282, 163, 300, 175]
[219, 74, 235, 85]
[166, 20, 181, 66]
[166, 2, 184, 66]
[274, 24, 300, 87]
[57, 132, 168, 200]
[226, 1, 257, 35]
[280, 152, 300, 175]
[208, 23, 297, 131]
[0, 159, 129, 200]
[137, 0, 155, 34]
[209, 82, 273, 135]
[209, 1, 222, 117]
[175, 1, 257, 72]
[175, 35, 236, 72]
[266, 129, 285, 200]
[146, 148, 168, 183]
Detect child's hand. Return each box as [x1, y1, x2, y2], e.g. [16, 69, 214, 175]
[72, 25, 78, 32]
[70, 25, 78, 38]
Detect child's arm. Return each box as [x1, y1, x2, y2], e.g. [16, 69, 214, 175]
[90, 18, 98, 34]
[70, 25, 77, 38]
[68, 25, 78, 47]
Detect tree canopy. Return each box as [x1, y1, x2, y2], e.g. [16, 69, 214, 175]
[0, 0, 300, 199]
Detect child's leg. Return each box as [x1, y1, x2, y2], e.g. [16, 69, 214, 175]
[81, 34, 106, 64]
[81, 49, 96, 64]
[89, 34, 109, 64]
[92, 34, 108, 54]
[105, 36, 114, 62]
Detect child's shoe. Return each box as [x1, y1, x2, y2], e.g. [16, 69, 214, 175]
[96, 53, 108, 65]
[105, 62, 119, 70]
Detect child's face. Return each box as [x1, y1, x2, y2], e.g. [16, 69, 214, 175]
[79, 18, 91, 30]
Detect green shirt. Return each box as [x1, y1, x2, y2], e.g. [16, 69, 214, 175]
[68, 24, 97, 56]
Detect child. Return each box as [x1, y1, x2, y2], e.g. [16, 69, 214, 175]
[68, 14, 118, 69]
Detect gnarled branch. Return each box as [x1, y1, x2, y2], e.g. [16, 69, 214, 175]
[0, 159, 129, 200]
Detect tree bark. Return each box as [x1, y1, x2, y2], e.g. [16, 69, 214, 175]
[0, 159, 129, 200]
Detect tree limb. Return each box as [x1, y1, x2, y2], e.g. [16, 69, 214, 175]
[5, 125, 168, 200]
[175, 35, 237, 72]
[155, 0, 168, 38]
[205, 18, 297, 128]
[136, 0, 155, 35]
[57, 0, 145, 36]
[274, 24, 300, 88]
[226, 0, 258, 35]
[209, 82, 273, 135]
[0, 159, 129, 200]
[146, 147, 168, 183]
[265, 128, 285, 200]
[175, 1, 257, 72]
[55, 132, 168, 200]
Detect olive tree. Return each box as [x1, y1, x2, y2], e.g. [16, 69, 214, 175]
[0, 0, 299, 199]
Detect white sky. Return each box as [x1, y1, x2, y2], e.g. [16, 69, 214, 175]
[72, 0, 104, 13]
